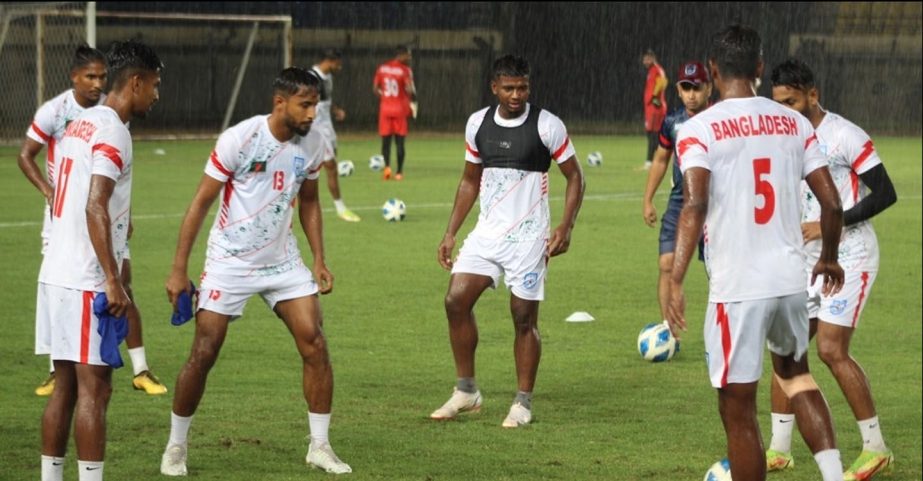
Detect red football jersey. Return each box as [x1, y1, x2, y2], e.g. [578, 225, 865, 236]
[374, 60, 414, 117]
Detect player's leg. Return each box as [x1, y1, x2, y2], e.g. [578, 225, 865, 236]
[322, 159, 360, 222]
[36, 278, 56, 396]
[717, 381, 765, 481]
[394, 116, 408, 179]
[769, 293, 842, 481]
[379, 112, 393, 179]
[430, 272, 493, 420]
[41, 360, 76, 480]
[646, 131, 658, 168]
[504, 294, 540, 428]
[120, 258, 168, 394]
[161, 308, 231, 476]
[72, 362, 113, 479]
[812, 271, 891, 479]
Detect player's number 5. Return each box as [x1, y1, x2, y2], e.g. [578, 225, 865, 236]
[753, 158, 775, 224]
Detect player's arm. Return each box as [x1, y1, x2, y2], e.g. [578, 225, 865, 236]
[845, 164, 897, 226]
[298, 177, 332, 294]
[666, 167, 709, 340]
[86, 174, 131, 317]
[165, 175, 224, 308]
[548, 156, 584, 257]
[642, 146, 673, 227]
[17, 138, 53, 203]
[438, 161, 482, 270]
[805, 167, 844, 295]
[373, 71, 382, 97]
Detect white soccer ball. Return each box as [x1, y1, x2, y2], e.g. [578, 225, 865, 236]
[586, 151, 603, 167]
[382, 198, 406, 222]
[369, 154, 385, 171]
[637, 321, 679, 362]
[337, 160, 355, 177]
[704, 458, 732, 481]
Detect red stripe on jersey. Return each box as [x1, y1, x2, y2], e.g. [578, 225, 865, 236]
[676, 137, 707, 166]
[552, 136, 570, 160]
[47, 138, 56, 185]
[31, 122, 52, 142]
[851, 140, 875, 171]
[851, 272, 870, 328]
[465, 142, 480, 158]
[210, 151, 233, 177]
[717, 303, 731, 388]
[850, 171, 860, 203]
[80, 291, 94, 364]
[218, 178, 234, 229]
[804, 134, 817, 150]
[92, 143, 124, 170]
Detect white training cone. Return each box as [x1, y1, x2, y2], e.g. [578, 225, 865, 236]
[565, 311, 595, 322]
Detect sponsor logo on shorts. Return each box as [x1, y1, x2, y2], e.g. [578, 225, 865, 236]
[829, 299, 848, 315]
[523, 272, 539, 290]
[209, 290, 221, 301]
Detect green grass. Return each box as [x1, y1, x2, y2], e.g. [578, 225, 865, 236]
[0, 134, 920, 480]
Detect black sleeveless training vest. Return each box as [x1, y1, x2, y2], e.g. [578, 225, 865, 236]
[473, 105, 551, 173]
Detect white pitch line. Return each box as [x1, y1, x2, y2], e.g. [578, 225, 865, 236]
[3, 192, 921, 228]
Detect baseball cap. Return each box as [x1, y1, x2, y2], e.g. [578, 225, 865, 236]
[677, 61, 709, 85]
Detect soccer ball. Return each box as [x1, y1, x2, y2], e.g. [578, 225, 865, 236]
[586, 151, 603, 167]
[369, 154, 385, 171]
[382, 198, 406, 222]
[637, 321, 679, 362]
[704, 458, 732, 481]
[337, 160, 355, 177]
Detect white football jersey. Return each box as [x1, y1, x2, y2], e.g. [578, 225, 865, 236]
[801, 111, 881, 272]
[311, 65, 334, 132]
[203, 115, 325, 276]
[26, 89, 102, 186]
[676, 96, 826, 302]
[38, 105, 132, 291]
[464, 104, 575, 242]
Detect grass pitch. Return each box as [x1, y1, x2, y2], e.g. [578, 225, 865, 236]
[0, 134, 919, 480]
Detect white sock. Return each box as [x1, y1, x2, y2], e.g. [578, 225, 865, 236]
[769, 412, 796, 453]
[308, 412, 331, 446]
[168, 412, 193, 446]
[41, 455, 65, 481]
[77, 460, 104, 481]
[333, 199, 346, 213]
[813, 449, 843, 481]
[49, 356, 55, 373]
[128, 347, 149, 376]
[858, 416, 888, 452]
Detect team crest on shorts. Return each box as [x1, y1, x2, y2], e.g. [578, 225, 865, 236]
[829, 299, 848, 316]
[523, 272, 539, 290]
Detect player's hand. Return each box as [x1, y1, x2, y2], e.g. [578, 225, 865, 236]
[665, 280, 687, 341]
[437, 233, 456, 271]
[811, 260, 844, 297]
[547, 224, 572, 257]
[801, 222, 821, 243]
[104, 278, 132, 318]
[314, 262, 334, 295]
[643, 202, 658, 227]
[165, 269, 193, 312]
[410, 102, 419, 119]
[651, 97, 662, 108]
[333, 107, 346, 122]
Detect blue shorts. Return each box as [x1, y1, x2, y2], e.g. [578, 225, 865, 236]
[658, 197, 683, 255]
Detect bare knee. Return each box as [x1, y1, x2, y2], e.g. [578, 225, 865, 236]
[658, 253, 674, 275]
[298, 326, 329, 364]
[445, 290, 473, 319]
[188, 336, 222, 371]
[816, 339, 848, 367]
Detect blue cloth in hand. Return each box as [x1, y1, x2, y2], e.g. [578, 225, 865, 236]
[171, 282, 197, 326]
[93, 292, 128, 368]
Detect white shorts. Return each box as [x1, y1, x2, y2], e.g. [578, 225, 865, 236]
[704, 292, 809, 388]
[315, 124, 338, 156]
[807, 270, 876, 328]
[36, 283, 106, 365]
[451, 235, 547, 301]
[198, 263, 318, 319]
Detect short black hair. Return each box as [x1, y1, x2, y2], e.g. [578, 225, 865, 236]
[708, 25, 762, 79]
[492, 54, 530, 80]
[273, 67, 320, 97]
[321, 48, 342, 61]
[395, 44, 411, 56]
[106, 40, 163, 91]
[770, 58, 816, 91]
[71, 43, 106, 71]
[643, 48, 657, 58]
